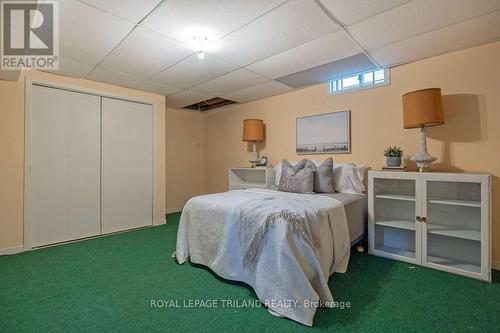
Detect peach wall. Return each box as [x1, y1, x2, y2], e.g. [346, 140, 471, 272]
[0, 73, 25, 251]
[202, 41, 500, 263]
[0, 70, 166, 252]
[165, 107, 204, 212]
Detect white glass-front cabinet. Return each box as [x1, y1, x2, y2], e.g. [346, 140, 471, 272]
[368, 171, 491, 282]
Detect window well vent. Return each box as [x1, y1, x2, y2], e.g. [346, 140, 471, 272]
[184, 97, 237, 111]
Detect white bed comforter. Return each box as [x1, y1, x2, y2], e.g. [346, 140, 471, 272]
[175, 189, 350, 326]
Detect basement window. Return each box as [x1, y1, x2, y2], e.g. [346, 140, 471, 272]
[328, 68, 390, 95]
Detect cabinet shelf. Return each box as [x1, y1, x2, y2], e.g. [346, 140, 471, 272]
[427, 255, 481, 273]
[427, 224, 480, 241]
[228, 168, 275, 190]
[232, 181, 266, 187]
[375, 194, 415, 202]
[376, 220, 415, 231]
[428, 198, 481, 208]
[375, 245, 415, 259]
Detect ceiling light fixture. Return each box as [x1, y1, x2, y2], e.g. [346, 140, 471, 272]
[197, 49, 205, 60]
[193, 35, 207, 60]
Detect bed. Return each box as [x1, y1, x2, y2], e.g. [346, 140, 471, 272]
[322, 192, 367, 245]
[175, 188, 367, 326]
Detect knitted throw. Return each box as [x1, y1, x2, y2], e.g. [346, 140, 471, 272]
[243, 209, 313, 268]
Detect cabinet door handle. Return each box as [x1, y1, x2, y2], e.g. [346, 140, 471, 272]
[421, 217, 427, 223]
[416, 216, 422, 222]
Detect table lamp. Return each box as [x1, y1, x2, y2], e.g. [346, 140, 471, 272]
[403, 88, 444, 172]
[242, 119, 264, 167]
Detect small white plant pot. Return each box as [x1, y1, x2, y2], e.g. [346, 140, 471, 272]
[386, 156, 402, 167]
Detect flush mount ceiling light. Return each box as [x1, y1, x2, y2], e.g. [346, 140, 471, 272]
[193, 35, 208, 59]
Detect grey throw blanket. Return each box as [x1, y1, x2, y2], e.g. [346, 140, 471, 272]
[243, 209, 314, 268]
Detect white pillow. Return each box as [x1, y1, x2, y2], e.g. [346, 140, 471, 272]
[273, 159, 322, 186]
[273, 163, 283, 186]
[332, 163, 366, 194]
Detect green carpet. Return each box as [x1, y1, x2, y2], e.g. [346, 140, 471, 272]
[1, 212, 499, 332]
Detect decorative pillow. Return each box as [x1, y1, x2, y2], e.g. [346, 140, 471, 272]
[274, 159, 320, 186]
[332, 163, 366, 194]
[277, 159, 305, 187]
[278, 159, 313, 193]
[305, 158, 335, 193]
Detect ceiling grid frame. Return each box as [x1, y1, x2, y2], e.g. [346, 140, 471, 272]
[83, 0, 180, 80]
[366, 9, 500, 53]
[313, 0, 381, 69]
[40, 0, 500, 107]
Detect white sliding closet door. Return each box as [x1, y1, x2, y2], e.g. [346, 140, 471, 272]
[68, 92, 101, 239]
[101, 98, 153, 233]
[28, 86, 101, 247]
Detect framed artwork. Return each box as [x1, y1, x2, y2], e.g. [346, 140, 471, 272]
[296, 110, 351, 154]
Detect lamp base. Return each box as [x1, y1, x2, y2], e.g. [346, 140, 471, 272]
[411, 126, 437, 172]
[411, 153, 436, 172]
[249, 142, 259, 168]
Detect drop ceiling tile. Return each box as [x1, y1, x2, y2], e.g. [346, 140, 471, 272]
[166, 90, 213, 108]
[59, 0, 135, 65]
[86, 66, 143, 88]
[80, 0, 162, 23]
[152, 53, 238, 89]
[190, 68, 269, 96]
[246, 31, 360, 79]
[212, 0, 340, 66]
[347, 0, 500, 51]
[142, 0, 287, 43]
[319, 0, 410, 26]
[44, 58, 94, 78]
[100, 27, 193, 81]
[135, 80, 183, 96]
[275, 53, 376, 88]
[221, 80, 293, 103]
[370, 11, 500, 67]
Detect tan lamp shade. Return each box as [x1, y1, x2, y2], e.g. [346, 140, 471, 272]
[403, 88, 444, 129]
[243, 119, 264, 142]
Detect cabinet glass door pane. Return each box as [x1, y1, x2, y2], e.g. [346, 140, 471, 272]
[374, 178, 416, 259]
[425, 181, 481, 273]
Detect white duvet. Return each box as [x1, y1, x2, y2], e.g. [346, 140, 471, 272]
[175, 188, 350, 326]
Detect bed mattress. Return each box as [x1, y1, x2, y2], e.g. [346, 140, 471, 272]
[319, 192, 367, 244]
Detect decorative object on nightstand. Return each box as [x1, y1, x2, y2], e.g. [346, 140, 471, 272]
[256, 155, 268, 167]
[402, 88, 444, 172]
[368, 170, 491, 282]
[242, 119, 264, 167]
[383, 146, 403, 167]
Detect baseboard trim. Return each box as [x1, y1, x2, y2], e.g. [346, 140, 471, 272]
[1, 220, 170, 255]
[166, 207, 182, 214]
[492, 260, 500, 271]
[155, 218, 166, 226]
[0, 245, 24, 256]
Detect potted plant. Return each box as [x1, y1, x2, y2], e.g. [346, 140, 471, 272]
[384, 146, 403, 167]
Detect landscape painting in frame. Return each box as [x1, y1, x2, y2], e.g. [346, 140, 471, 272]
[296, 110, 351, 154]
